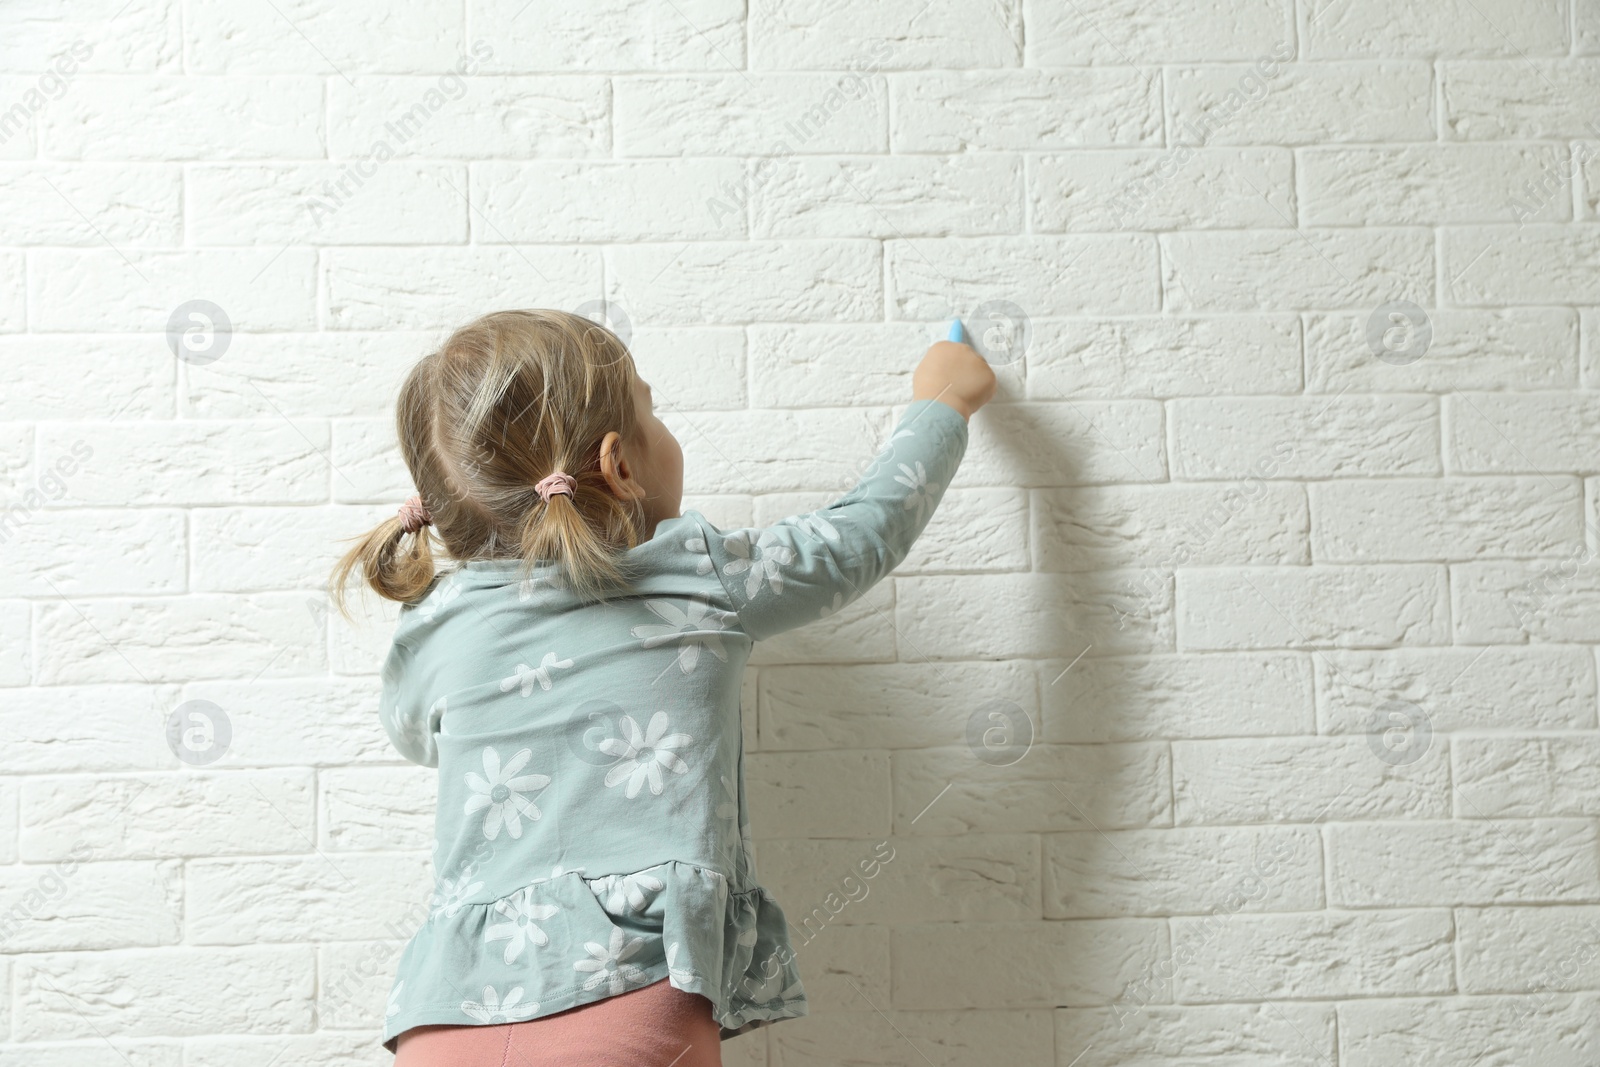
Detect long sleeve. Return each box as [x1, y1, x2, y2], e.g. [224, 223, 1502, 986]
[694, 397, 969, 642]
[378, 632, 443, 767]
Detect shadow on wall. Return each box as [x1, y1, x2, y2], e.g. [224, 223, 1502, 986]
[749, 403, 1159, 1063]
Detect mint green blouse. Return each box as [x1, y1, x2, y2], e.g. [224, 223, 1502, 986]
[377, 398, 969, 1051]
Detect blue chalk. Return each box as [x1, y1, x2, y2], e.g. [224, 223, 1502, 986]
[948, 318, 967, 344]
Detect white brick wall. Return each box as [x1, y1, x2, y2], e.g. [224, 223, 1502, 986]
[3, 0, 1598, 1063]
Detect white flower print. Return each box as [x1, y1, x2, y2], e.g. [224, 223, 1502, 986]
[591, 869, 667, 915]
[415, 577, 460, 622]
[430, 869, 484, 920]
[819, 591, 847, 619]
[485, 889, 561, 964]
[630, 596, 733, 674]
[894, 460, 939, 523]
[862, 426, 917, 481]
[685, 534, 714, 575]
[883, 426, 916, 449]
[783, 512, 841, 544]
[599, 712, 693, 799]
[389, 696, 440, 761]
[499, 651, 574, 697]
[723, 529, 796, 599]
[461, 984, 539, 1024]
[666, 942, 698, 985]
[464, 746, 551, 841]
[574, 925, 651, 995]
[386, 979, 404, 1018]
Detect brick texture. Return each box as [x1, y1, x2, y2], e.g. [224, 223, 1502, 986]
[1, 1, 1593, 1064]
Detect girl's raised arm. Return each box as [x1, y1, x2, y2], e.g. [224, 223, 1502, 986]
[694, 332, 995, 641]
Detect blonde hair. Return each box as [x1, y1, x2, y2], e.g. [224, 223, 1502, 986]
[329, 309, 648, 617]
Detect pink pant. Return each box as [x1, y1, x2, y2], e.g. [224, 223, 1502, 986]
[392, 978, 724, 1067]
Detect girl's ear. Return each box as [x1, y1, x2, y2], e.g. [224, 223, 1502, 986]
[598, 431, 646, 501]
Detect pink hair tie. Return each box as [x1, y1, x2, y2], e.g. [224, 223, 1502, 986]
[397, 494, 432, 534]
[534, 471, 577, 503]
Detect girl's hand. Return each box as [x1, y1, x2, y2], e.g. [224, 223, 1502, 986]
[912, 321, 998, 422]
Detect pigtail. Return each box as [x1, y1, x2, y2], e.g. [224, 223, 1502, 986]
[333, 308, 653, 613]
[328, 515, 439, 620]
[517, 472, 643, 603]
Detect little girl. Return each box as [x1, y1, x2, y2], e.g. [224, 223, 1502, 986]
[331, 309, 997, 1066]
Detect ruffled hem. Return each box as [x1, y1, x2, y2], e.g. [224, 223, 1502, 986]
[380, 860, 807, 1053]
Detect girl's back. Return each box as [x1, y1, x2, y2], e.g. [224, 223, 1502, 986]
[331, 309, 992, 1062]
